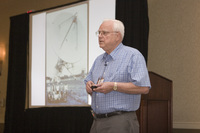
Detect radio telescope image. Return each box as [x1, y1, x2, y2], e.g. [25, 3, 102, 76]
[46, 3, 88, 106]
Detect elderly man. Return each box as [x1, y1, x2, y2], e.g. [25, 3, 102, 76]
[84, 19, 151, 133]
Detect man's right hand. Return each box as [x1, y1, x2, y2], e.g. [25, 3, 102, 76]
[86, 81, 95, 95]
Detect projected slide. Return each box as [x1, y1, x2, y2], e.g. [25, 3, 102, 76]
[30, 0, 116, 108]
[45, 3, 88, 106]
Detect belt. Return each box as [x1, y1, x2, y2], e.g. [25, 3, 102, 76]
[91, 110, 133, 119]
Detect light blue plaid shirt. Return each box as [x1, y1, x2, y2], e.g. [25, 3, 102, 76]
[84, 43, 151, 114]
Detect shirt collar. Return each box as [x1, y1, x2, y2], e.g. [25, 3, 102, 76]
[102, 43, 123, 61]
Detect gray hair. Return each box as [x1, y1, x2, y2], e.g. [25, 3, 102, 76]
[103, 19, 125, 40]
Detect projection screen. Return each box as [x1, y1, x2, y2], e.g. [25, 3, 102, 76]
[29, 0, 116, 108]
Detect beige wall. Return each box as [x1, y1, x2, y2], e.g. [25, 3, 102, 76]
[0, 0, 200, 129]
[148, 0, 200, 129]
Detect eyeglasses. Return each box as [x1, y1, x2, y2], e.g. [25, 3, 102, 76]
[95, 31, 118, 36]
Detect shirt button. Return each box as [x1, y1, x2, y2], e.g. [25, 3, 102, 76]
[96, 106, 98, 108]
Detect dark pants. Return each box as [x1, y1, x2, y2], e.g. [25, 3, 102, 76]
[90, 111, 139, 133]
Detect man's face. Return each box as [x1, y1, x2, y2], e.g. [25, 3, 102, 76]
[98, 21, 118, 53]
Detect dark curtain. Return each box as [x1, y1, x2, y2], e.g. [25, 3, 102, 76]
[116, 0, 149, 62]
[4, 13, 29, 133]
[4, 0, 149, 133]
[24, 107, 92, 133]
